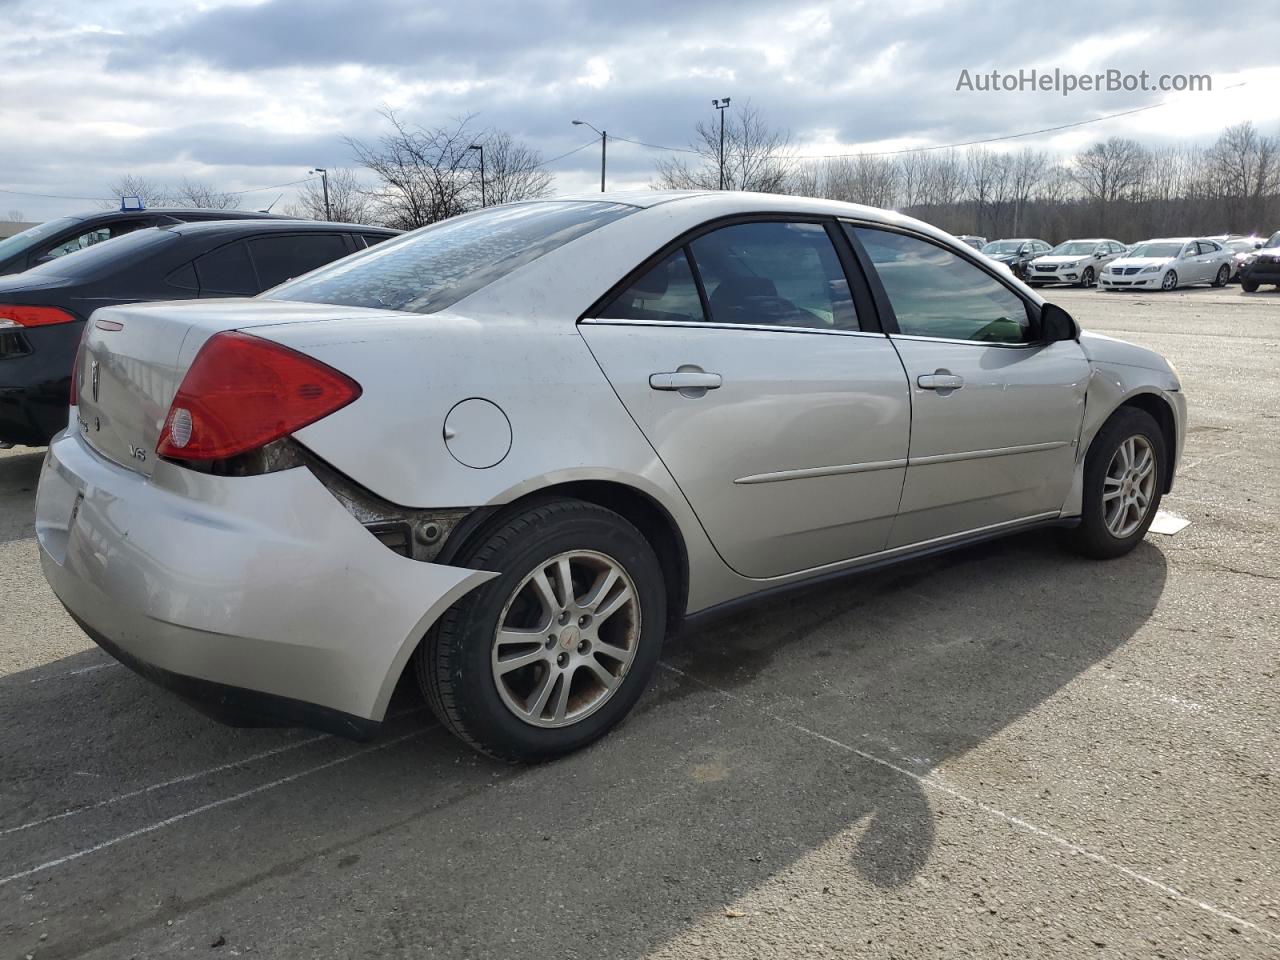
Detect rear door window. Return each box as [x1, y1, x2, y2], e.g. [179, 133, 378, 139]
[688, 221, 857, 330]
[601, 249, 705, 323]
[194, 241, 257, 296]
[249, 233, 351, 289]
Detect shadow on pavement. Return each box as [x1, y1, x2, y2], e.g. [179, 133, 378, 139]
[1, 530, 1167, 959]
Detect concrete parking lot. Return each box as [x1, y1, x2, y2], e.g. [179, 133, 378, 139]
[2, 285, 1278, 959]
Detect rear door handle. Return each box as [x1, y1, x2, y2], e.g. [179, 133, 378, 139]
[917, 373, 964, 391]
[649, 371, 723, 391]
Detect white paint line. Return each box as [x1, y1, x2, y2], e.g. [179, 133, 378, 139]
[658, 661, 1280, 943]
[28, 662, 120, 684]
[0, 729, 426, 888]
[1, 707, 430, 838]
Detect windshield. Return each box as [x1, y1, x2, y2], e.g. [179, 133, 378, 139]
[0, 216, 82, 262]
[1225, 239, 1256, 253]
[1268, 231, 1280, 249]
[982, 241, 1023, 254]
[267, 201, 636, 314]
[1050, 241, 1097, 256]
[22, 227, 176, 278]
[1128, 242, 1183, 259]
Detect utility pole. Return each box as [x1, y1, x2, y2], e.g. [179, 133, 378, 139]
[572, 120, 607, 191]
[310, 168, 331, 220]
[712, 98, 731, 190]
[469, 145, 486, 207]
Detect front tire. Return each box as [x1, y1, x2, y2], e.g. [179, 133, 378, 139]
[1241, 277, 1259, 293]
[1161, 270, 1178, 291]
[1080, 266, 1095, 287]
[1062, 407, 1165, 560]
[418, 498, 666, 761]
[1212, 264, 1230, 287]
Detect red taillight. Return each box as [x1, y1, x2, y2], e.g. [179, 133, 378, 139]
[0, 304, 76, 328]
[156, 331, 361, 461]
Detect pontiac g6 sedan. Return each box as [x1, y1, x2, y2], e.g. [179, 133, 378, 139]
[37, 192, 1185, 761]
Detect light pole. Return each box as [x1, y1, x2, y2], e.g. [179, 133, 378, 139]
[572, 120, 607, 192]
[468, 145, 486, 207]
[712, 98, 731, 190]
[309, 168, 331, 220]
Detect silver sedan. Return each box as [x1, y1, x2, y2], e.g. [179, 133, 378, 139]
[37, 191, 1185, 760]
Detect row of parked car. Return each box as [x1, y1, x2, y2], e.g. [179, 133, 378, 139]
[955, 232, 1280, 292]
[0, 206, 398, 446]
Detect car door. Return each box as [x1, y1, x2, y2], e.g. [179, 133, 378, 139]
[579, 218, 912, 580]
[1197, 240, 1227, 280]
[846, 224, 1091, 548]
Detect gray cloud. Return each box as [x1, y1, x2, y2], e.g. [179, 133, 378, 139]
[3, 0, 1278, 220]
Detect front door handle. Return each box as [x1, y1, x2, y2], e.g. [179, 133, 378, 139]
[917, 372, 965, 391]
[649, 371, 723, 391]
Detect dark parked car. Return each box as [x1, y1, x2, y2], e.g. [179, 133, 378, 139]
[0, 219, 398, 446]
[1239, 231, 1280, 292]
[981, 238, 1052, 279]
[0, 208, 296, 277]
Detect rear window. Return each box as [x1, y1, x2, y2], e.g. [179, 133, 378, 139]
[265, 201, 635, 314]
[21, 227, 176, 279]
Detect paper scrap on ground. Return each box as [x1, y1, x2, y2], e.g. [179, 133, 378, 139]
[1150, 510, 1191, 536]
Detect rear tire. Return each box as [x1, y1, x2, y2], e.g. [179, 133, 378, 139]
[417, 498, 666, 762]
[1061, 407, 1166, 560]
[1212, 264, 1230, 287]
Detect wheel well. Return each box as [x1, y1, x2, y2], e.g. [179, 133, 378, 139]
[442, 480, 690, 634]
[1116, 393, 1178, 493]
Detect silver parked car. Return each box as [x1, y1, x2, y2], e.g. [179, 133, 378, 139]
[36, 192, 1185, 761]
[1027, 238, 1126, 287]
[1100, 237, 1234, 291]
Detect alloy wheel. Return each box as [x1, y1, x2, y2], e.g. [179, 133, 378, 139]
[1103, 435, 1157, 538]
[491, 550, 640, 728]
[1081, 267, 1095, 287]
[1162, 271, 1178, 291]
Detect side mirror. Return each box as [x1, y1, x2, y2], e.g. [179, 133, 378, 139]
[1040, 303, 1077, 343]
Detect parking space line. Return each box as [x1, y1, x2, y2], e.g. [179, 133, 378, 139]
[28, 662, 120, 684]
[658, 661, 1280, 943]
[1, 706, 430, 838]
[0, 728, 429, 888]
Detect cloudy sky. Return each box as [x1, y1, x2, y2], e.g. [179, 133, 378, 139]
[3, 0, 1279, 221]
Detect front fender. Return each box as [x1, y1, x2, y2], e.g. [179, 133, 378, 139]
[1060, 362, 1185, 517]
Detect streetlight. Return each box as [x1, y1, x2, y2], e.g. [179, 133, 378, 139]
[468, 144, 486, 207]
[309, 168, 331, 220]
[572, 120, 607, 192]
[712, 98, 731, 190]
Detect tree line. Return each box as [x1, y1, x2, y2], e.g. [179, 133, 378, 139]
[655, 106, 1280, 241]
[105, 108, 1280, 242]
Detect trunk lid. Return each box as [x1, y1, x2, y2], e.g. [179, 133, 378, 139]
[74, 298, 387, 474]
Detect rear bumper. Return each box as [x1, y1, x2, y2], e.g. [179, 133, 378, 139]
[37, 429, 494, 734]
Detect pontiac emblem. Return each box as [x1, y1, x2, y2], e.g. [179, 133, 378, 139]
[90, 359, 100, 403]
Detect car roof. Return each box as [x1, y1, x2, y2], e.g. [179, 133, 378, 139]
[70, 208, 294, 221]
[162, 219, 400, 237]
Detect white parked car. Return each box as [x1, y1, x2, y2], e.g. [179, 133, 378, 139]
[1100, 238, 1234, 291]
[1027, 239, 1126, 287]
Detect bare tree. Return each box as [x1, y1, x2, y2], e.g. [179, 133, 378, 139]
[477, 131, 554, 205]
[1007, 149, 1048, 234]
[1205, 122, 1280, 232]
[104, 174, 173, 208]
[172, 178, 237, 209]
[653, 102, 792, 193]
[1071, 137, 1148, 232]
[103, 174, 237, 209]
[285, 168, 373, 223]
[346, 110, 554, 228]
[5, 209, 24, 223]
